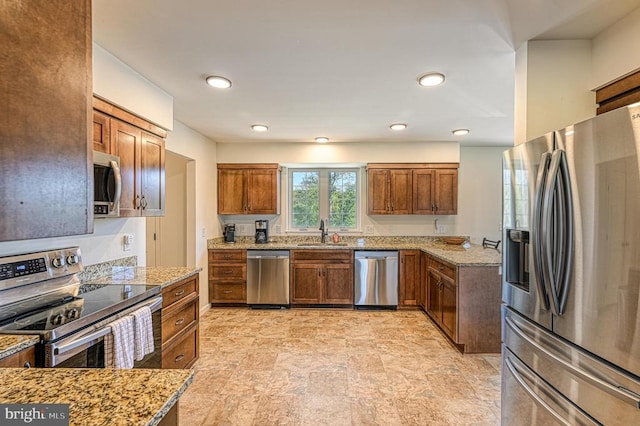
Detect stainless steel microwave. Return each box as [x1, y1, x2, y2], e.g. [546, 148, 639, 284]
[93, 151, 121, 218]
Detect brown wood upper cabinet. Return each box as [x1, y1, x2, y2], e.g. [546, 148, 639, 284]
[93, 98, 166, 217]
[217, 164, 280, 215]
[0, 0, 93, 242]
[367, 163, 458, 215]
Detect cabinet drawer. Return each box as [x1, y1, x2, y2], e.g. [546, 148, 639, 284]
[163, 276, 197, 309]
[162, 297, 198, 345]
[0, 346, 35, 368]
[209, 264, 246, 281]
[162, 325, 198, 369]
[210, 283, 247, 302]
[209, 249, 246, 263]
[291, 250, 352, 262]
[428, 257, 456, 280]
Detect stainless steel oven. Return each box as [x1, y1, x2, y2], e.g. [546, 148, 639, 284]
[48, 296, 162, 368]
[0, 247, 163, 368]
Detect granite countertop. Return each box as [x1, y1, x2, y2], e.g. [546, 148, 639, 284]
[0, 335, 39, 361]
[0, 368, 193, 426]
[86, 266, 202, 288]
[208, 237, 501, 266]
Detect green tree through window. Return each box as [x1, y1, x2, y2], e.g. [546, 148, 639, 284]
[289, 169, 359, 231]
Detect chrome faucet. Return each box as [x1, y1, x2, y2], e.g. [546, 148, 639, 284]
[319, 219, 328, 243]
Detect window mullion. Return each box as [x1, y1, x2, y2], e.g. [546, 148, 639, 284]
[318, 170, 330, 227]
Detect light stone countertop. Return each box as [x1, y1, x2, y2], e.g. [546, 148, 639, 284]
[0, 335, 39, 361]
[85, 266, 202, 288]
[208, 236, 502, 266]
[0, 368, 193, 426]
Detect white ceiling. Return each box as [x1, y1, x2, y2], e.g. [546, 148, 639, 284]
[92, 0, 640, 146]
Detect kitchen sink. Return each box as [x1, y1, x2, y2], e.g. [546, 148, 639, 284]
[296, 243, 349, 246]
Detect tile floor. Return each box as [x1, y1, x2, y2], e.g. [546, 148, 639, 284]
[179, 308, 501, 425]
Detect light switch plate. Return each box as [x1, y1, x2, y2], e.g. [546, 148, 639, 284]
[123, 234, 133, 251]
[275, 224, 282, 234]
[365, 225, 374, 234]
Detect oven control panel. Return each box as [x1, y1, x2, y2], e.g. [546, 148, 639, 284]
[0, 247, 83, 291]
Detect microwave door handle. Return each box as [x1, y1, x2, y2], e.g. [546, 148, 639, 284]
[110, 160, 122, 211]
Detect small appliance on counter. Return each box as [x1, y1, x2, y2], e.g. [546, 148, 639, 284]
[255, 220, 268, 244]
[223, 224, 235, 243]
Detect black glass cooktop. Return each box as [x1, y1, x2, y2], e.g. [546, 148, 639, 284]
[0, 284, 160, 340]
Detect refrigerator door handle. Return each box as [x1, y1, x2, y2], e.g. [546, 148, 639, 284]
[506, 315, 640, 409]
[556, 150, 574, 315]
[504, 354, 598, 426]
[532, 152, 552, 310]
[541, 149, 564, 316]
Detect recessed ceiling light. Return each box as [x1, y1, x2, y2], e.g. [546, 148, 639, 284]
[418, 72, 445, 87]
[315, 137, 329, 143]
[205, 75, 232, 89]
[251, 124, 268, 132]
[389, 123, 407, 131]
[452, 129, 470, 136]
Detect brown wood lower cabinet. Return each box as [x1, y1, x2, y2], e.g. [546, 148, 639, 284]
[208, 249, 247, 304]
[290, 250, 353, 305]
[399, 250, 421, 307]
[0, 346, 35, 368]
[424, 256, 501, 353]
[161, 274, 199, 369]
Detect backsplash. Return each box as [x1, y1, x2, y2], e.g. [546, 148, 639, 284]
[78, 255, 137, 288]
[211, 235, 468, 245]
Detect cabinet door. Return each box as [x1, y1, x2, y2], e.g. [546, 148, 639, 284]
[112, 120, 142, 217]
[291, 264, 322, 303]
[93, 111, 111, 153]
[323, 264, 353, 304]
[218, 169, 246, 214]
[368, 169, 390, 214]
[426, 269, 441, 319]
[389, 170, 412, 214]
[413, 169, 435, 214]
[434, 169, 458, 215]
[247, 168, 278, 214]
[419, 252, 429, 309]
[441, 275, 457, 338]
[141, 132, 165, 216]
[399, 250, 420, 306]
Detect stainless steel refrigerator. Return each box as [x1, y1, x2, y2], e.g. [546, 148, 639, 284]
[502, 104, 640, 425]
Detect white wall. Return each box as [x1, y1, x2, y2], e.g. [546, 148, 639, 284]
[165, 121, 218, 311]
[93, 43, 174, 130]
[216, 141, 503, 244]
[591, 7, 640, 89]
[0, 219, 146, 265]
[519, 40, 596, 142]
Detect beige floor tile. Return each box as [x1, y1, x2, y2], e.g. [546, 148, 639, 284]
[180, 308, 501, 426]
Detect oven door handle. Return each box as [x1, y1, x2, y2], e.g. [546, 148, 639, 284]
[53, 296, 163, 357]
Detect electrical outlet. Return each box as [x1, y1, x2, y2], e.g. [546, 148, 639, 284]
[275, 224, 281, 234]
[365, 225, 374, 234]
[201, 227, 206, 238]
[122, 234, 133, 251]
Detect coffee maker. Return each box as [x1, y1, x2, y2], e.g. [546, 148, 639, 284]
[223, 224, 235, 244]
[255, 220, 268, 244]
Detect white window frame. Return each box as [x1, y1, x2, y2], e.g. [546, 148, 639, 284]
[287, 167, 361, 233]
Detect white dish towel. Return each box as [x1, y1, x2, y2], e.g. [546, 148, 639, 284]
[110, 315, 135, 369]
[132, 306, 154, 361]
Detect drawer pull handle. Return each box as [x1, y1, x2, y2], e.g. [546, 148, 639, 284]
[175, 317, 185, 326]
[223, 255, 232, 259]
[175, 289, 185, 297]
[23, 361, 31, 369]
[223, 290, 233, 294]
[175, 354, 185, 363]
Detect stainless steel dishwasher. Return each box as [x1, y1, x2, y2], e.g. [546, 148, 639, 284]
[354, 251, 398, 307]
[247, 250, 290, 307]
